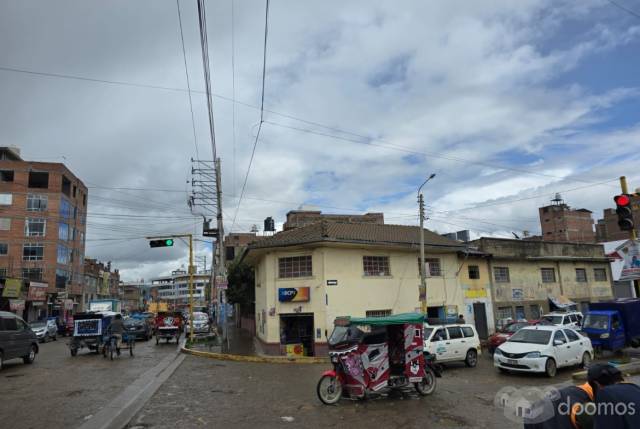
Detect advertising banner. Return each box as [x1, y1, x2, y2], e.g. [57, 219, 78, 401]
[27, 282, 48, 301]
[619, 240, 640, 281]
[10, 299, 25, 311]
[278, 287, 310, 302]
[2, 278, 22, 298]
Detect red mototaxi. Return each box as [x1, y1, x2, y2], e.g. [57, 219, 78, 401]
[154, 311, 183, 345]
[317, 313, 439, 405]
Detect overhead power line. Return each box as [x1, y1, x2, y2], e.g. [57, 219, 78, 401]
[607, 0, 640, 20]
[176, 0, 200, 159]
[196, 0, 218, 161]
[230, 0, 270, 233]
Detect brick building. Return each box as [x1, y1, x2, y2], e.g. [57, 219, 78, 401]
[283, 210, 384, 231]
[595, 195, 640, 242]
[0, 147, 87, 321]
[538, 194, 595, 243]
[224, 232, 264, 263]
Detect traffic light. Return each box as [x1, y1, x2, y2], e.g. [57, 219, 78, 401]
[614, 194, 635, 231]
[149, 238, 174, 248]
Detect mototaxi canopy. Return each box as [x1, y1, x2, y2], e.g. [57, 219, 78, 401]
[336, 312, 425, 326]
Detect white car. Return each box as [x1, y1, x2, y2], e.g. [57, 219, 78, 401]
[541, 311, 583, 329]
[494, 325, 593, 377]
[424, 324, 481, 367]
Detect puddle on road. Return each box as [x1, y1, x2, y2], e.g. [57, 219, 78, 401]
[4, 374, 25, 378]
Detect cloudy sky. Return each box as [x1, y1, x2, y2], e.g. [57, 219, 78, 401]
[1, 0, 640, 281]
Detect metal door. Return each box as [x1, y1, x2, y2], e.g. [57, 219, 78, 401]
[472, 303, 489, 339]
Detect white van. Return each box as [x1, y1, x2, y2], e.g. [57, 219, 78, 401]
[541, 311, 583, 329]
[424, 323, 481, 367]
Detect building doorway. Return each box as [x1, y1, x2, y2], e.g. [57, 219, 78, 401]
[279, 313, 314, 356]
[472, 303, 488, 339]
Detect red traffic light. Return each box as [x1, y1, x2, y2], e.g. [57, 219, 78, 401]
[614, 194, 631, 207]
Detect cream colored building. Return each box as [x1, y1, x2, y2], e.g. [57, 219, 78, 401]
[470, 238, 613, 326]
[242, 222, 465, 356]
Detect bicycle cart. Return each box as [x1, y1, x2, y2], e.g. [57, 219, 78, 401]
[69, 312, 115, 357]
[103, 332, 135, 360]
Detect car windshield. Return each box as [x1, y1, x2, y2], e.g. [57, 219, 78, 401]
[328, 326, 363, 346]
[508, 329, 552, 345]
[543, 315, 563, 325]
[503, 322, 527, 333]
[194, 313, 208, 321]
[30, 322, 45, 328]
[583, 314, 609, 330]
[124, 319, 141, 326]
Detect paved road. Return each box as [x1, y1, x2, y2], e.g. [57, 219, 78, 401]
[130, 352, 584, 429]
[0, 336, 178, 429]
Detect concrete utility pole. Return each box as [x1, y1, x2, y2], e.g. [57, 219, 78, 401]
[418, 174, 436, 315]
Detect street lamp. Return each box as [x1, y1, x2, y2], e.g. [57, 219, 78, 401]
[418, 173, 436, 315]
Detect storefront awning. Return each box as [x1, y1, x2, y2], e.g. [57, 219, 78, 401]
[548, 295, 577, 311]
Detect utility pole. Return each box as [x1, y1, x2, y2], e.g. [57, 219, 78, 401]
[620, 176, 639, 297]
[418, 174, 436, 316]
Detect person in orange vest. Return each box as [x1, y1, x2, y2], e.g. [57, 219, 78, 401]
[524, 363, 622, 429]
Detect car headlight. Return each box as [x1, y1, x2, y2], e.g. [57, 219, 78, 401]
[525, 352, 541, 358]
[494, 348, 503, 356]
[600, 333, 610, 339]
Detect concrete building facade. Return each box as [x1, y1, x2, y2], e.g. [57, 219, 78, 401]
[0, 147, 88, 321]
[151, 269, 210, 311]
[470, 238, 613, 323]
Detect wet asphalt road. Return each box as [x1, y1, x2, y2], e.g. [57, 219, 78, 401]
[129, 352, 585, 429]
[0, 335, 178, 429]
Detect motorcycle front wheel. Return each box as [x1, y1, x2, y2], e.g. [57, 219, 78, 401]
[414, 368, 437, 396]
[317, 375, 342, 405]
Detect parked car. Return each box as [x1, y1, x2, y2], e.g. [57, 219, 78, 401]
[0, 311, 39, 370]
[124, 317, 153, 340]
[424, 323, 481, 367]
[493, 325, 593, 377]
[30, 320, 58, 343]
[487, 319, 552, 354]
[191, 312, 210, 334]
[541, 311, 583, 329]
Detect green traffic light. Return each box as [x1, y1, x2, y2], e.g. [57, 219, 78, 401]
[165, 239, 174, 246]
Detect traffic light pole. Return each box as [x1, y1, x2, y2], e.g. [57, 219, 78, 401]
[147, 233, 195, 342]
[620, 176, 637, 240]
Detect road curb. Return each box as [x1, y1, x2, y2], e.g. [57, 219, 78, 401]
[76, 348, 185, 429]
[181, 345, 328, 364]
[572, 360, 640, 381]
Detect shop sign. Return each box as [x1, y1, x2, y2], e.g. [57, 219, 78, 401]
[619, 240, 640, 281]
[446, 305, 458, 318]
[2, 278, 22, 298]
[326, 279, 338, 286]
[512, 288, 524, 300]
[10, 299, 25, 311]
[278, 287, 310, 302]
[27, 282, 48, 301]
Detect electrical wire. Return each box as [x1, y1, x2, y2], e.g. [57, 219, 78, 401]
[196, 0, 218, 161]
[230, 0, 270, 233]
[231, 0, 237, 197]
[176, 0, 200, 159]
[606, 0, 640, 20]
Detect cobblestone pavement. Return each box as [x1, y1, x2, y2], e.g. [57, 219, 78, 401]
[0, 336, 178, 429]
[130, 352, 587, 429]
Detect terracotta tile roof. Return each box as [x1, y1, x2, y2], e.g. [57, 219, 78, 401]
[247, 221, 464, 250]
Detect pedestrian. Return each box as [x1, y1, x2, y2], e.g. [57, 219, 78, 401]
[456, 314, 465, 324]
[523, 363, 623, 429]
[593, 365, 640, 428]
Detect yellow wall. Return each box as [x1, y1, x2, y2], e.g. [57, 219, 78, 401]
[253, 245, 462, 345]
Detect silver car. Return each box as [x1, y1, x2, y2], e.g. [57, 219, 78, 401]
[30, 320, 58, 343]
[191, 312, 210, 334]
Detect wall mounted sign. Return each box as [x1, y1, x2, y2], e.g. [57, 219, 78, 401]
[326, 280, 338, 286]
[27, 282, 48, 301]
[512, 288, 524, 300]
[278, 287, 310, 302]
[2, 278, 21, 298]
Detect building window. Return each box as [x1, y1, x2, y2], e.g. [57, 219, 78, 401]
[0, 193, 12, 205]
[28, 171, 49, 189]
[0, 243, 7, 255]
[56, 269, 69, 288]
[496, 306, 513, 320]
[419, 258, 442, 276]
[59, 198, 72, 219]
[594, 268, 607, 282]
[25, 218, 46, 237]
[58, 223, 69, 241]
[226, 246, 235, 261]
[22, 268, 43, 281]
[61, 175, 71, 196]
[278, 255, 312, 278]
[0, 218, 10, 231]
[0, 268, 6, 278]
[468, 265, 480, 279]
[494, 267, 510, 283]
[366, 309, 392, 318]
[23, 243, 44, 261]
[575, 268, 587, 283]
[27, 194, 48, 211]
[57, 244, 70, 264]
[0, 170, 14, 182]
[363, 256, 391, 277]
[529, 305, 541, 320]
[540, 268, 556, 283]
[83, 193, 87, 207]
